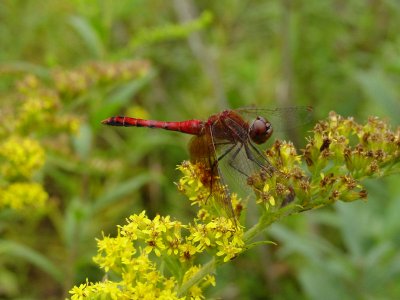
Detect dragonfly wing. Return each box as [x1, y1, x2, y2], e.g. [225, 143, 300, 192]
[235, 106, 313, 132]
[188, 130, 235, 219]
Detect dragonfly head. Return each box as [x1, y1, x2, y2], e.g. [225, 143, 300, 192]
[249, 116, 273, 144]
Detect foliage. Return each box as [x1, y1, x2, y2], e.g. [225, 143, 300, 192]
[0, 60, 153, 299]
[1, 0, 400, 299]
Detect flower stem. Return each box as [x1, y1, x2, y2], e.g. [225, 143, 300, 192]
[244, 211, 280, 242]
[177, 258, 216, 297]
[177, 212, 282, 297]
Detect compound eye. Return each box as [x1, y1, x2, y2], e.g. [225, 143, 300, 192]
[249, 117, 273, 144]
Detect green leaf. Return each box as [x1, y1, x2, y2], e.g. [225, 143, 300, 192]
[299, 266, 349, 300]
[92, 172, 153, 213]
[335, 202, 367, 258]
[92, 70, 155, 129]
[72, 122, 93, 160]
[64, 197, 90, 249]
[1, 61, 50, 78]
[69, 15, 105, 58]
[354, 69, 400, 119]
[0, 240, 64, 284]
[162, 254, 183, 283]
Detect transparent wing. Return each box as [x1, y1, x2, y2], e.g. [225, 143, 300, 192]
[188, 129, 236, 220]
[235, 106, 313, 132]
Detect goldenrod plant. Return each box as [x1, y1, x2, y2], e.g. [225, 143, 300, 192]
[69, 112, 400, 299]
[0, 60, 150, 215]
[0, 60, 153, 298]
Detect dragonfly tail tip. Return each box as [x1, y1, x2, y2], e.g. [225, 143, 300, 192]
[101, 118, 111, 125]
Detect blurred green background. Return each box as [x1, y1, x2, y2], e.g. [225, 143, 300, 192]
[1, 0, 400, 299]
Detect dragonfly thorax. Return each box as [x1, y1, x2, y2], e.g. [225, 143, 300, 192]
[249, 116, 273, 144]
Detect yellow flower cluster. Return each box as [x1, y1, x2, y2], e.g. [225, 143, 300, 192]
[176, 161, 243, 221]
[249, 111, 399, 215]
[182, 265, 215, 299]
[1, 59, 153, 218]
[253, 141, 306, 210]
[305, 112, 400, 178]
[70, 210, 243, 299]
[0, 182, 48, 212]
[15, 77, 80, 135]
[0, 136, 48, 213]
[302, 112, 399, 205]
[53, 60, 151, 95]
[0, 137, 45, 179]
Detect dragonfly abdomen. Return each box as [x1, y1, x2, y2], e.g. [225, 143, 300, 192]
[102, 116, 204, 135]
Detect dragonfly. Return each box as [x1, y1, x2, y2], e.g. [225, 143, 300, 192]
[102, 106, 313, 220]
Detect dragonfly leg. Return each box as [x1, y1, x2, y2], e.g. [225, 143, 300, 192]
[244, 142, 276, 176]
[226, 143, 252, 178]
[213, 141, 232, 147]
[206, 142, 237, 202]
[212, 141, 250, 178]
[215, 142, 237, 162]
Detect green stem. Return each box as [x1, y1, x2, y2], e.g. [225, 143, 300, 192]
[177, 258, 216, 297]
[177, 209, 292, 296]
[243, 211, 282, 242]
[243, 219, 267, 242]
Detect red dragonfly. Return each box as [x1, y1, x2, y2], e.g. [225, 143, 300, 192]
[102, 106, 312, 220]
